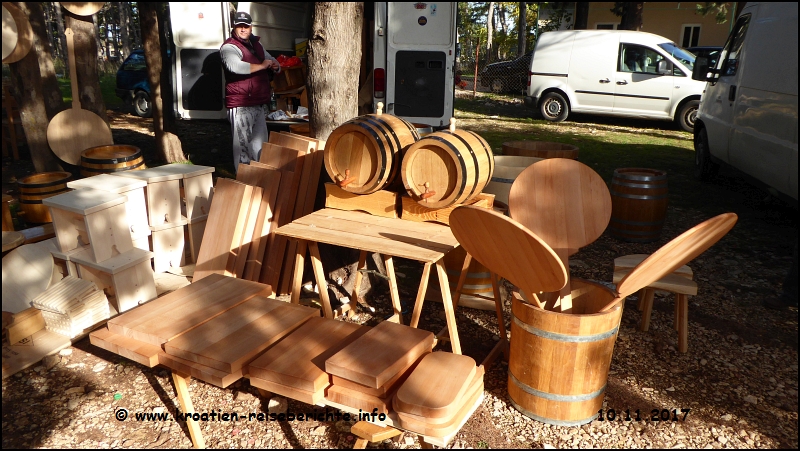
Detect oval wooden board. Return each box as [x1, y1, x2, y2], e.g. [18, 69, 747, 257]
[508, 158, 611, 256]
[614, 213, 738, 302]
[2, 241, 57, 314]
[2, 3, 32, 64]
[47, 109, 114, 165]
[60, 2, 105, 16]
[449, 205, 567, 298]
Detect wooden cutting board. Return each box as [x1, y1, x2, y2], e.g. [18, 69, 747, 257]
[325, 321, 434, 389]
[330, 360, 415, 398]
[249, 375, 322, 406]
[164, 296, 317, 373]
[395, 366, 484, 436]
[325, 383, 396, 414]
[248, 317, 369, 392]
[107, 274, 271, 346]
[2, 241, 56, 314]
[89, 327, 161, 368]
[158, 351, 242, 389]
[393, 352, 477, 419]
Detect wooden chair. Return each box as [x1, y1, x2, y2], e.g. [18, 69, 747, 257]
[507, 158, 612, 312]
[613, 254, 698, 353]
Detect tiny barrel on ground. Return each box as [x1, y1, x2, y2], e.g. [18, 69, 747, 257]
[608, 168, 668, 243]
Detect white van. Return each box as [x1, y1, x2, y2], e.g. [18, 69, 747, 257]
[692, 2, 798, 202]
[524, 30, 706, 132]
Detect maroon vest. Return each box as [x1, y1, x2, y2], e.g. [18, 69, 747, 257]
[221, 36, 272, 108]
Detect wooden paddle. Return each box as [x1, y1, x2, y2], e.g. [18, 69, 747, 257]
[46, 27, 113, 166]
[449, 205, 568, 309]
[599, 212, 738, 312]
[60, 2, 105, 16]
[508, 158, 611, 312]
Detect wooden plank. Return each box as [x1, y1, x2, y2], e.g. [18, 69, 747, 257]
[2, 329, 71, 379]
[393, 352, 476, 419]
[193, 178, 255, 282]
[325, 183, 399, 218]
[107, 274, 271, 346]
[6, 307, 45, 344]
[325, 383, 395, 414]
[249, 375, 324, 406]
[158, 352, 242, 389]
[163, 296, 317, 373]
[400, 193, 495, 226]
[236, 165, 281, 281]
[89, 327, 160, 367]
[230, 185, 263, 278]
[247, 317, 369, 392]
[325, 321, 434, 389]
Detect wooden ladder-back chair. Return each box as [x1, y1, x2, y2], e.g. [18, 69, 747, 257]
[508, 158, 612, 312]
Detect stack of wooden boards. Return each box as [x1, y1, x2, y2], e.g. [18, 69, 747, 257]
[324, 321, 434, 414]
[42, 189, 157, 313]
[193, 132, 324, 296]
[393, 352, 484, 437]
[30, 275, 108, 338]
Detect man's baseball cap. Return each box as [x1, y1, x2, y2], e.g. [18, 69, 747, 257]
[233, 12, 252, 26]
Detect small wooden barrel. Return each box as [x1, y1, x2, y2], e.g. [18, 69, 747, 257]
[482, 155, 543, 206]
[80, 145, 145, 177]
[17, 171, 72, 223]
[502, 141, 579, 160]
[442, 246, 496, 311]
[609, 168, 668, 243]
[289, 123, 312, 137]
[324, 113, 419, 194]
[412, 123, 434, 137]
[401, 130, 494, 209]
[508, 279, 622, 426]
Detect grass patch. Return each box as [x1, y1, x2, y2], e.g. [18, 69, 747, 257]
[453, 93, 732, 213]
[58, 73, 122, 109]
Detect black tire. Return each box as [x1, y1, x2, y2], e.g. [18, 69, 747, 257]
[677, 99, 699, 132]
[539, 92, 569, 122]
[490, 78, 505, 93]
[694, 127, 719, 181]
[133, 91, 152, 118]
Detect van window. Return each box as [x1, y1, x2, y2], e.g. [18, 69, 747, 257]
[720, 14, 751, 76]
[657, 42, 695, 76]
[618, 44, 668, 75]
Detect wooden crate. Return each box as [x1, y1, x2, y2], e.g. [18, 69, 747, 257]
[272, 65, 306, 92]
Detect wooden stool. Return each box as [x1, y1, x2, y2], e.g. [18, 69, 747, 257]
[150, 216, 187, 273]
[67, 174, 151, 251]
[42, 189, 133, 263]
[117, 167, 184, 227]
[72, 247, 157, 314]
[613, 254, 697, 353]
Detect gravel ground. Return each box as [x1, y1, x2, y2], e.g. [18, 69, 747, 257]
[2, 108, 797, 449]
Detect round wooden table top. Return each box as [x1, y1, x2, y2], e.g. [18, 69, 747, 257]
[2, 231, 25, 253]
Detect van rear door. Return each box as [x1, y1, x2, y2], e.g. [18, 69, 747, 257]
[385, 2, 456, 127]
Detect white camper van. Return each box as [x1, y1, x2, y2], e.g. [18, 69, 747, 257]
[167, 2, 310, 120]
[692, 2, 798, 203]
[524, 30, 706, 132]
[371, 2, 457, 127]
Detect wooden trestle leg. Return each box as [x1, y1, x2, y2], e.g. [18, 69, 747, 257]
[171, 371, 206, 449]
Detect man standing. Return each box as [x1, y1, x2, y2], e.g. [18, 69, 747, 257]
[220, 11, 281, 172]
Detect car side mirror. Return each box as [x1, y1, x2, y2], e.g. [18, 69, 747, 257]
[657, 59, 673, 75]
[691, 57, 717, 82]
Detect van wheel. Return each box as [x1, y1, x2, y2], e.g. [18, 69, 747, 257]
[677, 100, 699, 132]
[539, 92, 569, 122]
[694, 127, 719, 181]
[133, 91, 152, 118]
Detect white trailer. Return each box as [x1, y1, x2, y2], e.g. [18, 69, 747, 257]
[371, 2, 457, 127]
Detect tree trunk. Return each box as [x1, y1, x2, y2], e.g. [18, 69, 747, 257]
[517, 2, 527, 55]
[486, 2, 495, 63]
[307, 2, 362, 141]
[91, 12, 104, 61]
[64, 13, 109, 123]
[619, 2, 643, 31]
[139, 2, 186, 163]
[119, 2, 131, 60]
[307, 2, 385, 302]
[53, 2, 67, 63]
[574, 2, 589, 30]
[6, 2, 65, 172]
